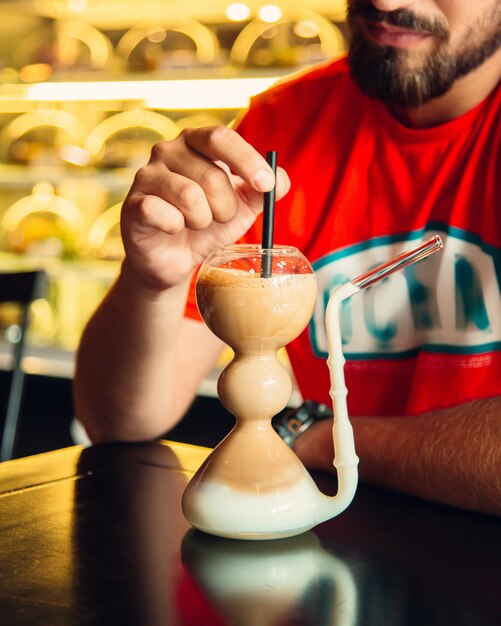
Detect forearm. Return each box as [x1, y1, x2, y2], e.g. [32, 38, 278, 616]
[295, 397, 501, 515]
[73, 127, 290, 444]
[74, 261, 194, 443]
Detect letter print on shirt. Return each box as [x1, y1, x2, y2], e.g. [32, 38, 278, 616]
[310, 224, 501, 360]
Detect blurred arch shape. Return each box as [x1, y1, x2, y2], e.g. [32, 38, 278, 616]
[87, 202, 124, 261]
[55, 19, 114, 69]
[0, 109, 88, 163]
[83, 109, 179, 166]
[1, 182, 85, 257]
[13, 18, 113, 70]
[230, 8, 346, 67]
[115, 16, 219, 70]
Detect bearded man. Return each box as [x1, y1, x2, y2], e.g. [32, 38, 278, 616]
[75, 1, 501, 515]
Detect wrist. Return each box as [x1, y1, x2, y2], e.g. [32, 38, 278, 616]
[118, 257, 193, 304]
[272, 400, 333, 448]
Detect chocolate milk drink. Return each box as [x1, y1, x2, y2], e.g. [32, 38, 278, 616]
[183, 261, 332, 539]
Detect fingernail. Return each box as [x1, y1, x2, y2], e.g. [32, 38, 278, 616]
[276, 169, 290, 194]
[253, 168, 275, 191]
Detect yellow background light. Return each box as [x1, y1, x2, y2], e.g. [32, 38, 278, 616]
[24, 77, 280, 110]
[226, 3, 251, 22]
[258, 4, 283, 23]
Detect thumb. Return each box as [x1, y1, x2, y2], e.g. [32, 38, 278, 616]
[233, 166, 291, 213]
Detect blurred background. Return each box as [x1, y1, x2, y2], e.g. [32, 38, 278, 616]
[0, 0, 347, 457]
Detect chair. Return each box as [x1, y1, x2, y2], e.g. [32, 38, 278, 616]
[0, 270, 47, 462]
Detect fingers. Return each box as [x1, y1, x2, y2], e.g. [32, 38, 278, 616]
[123, 192, 187, 236]
[233, 165, 290, 213]
[125, 125, 290, 235]
[293, 419, 334, 472]
[153, 126, 283, 212]
[182, 126, 276, 192]
[149, 138, 239, 224]
[129, 160, 221, 231]
[275, 167, 291, 200]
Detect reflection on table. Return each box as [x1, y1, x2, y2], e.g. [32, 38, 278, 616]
[182, 529, 357, 626]
[0, 440, 499, 626]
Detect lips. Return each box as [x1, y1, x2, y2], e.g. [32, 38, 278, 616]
[365, 20, 433, 48]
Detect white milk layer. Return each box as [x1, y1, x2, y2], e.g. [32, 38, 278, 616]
[183, 471, 329, 540]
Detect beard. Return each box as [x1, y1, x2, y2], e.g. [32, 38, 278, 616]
[347, 1, 501, 107]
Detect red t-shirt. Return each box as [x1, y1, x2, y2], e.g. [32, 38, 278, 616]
[185, 56, 501, 417]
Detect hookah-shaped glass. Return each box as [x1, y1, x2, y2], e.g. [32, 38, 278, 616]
[182, 237, 442, 540]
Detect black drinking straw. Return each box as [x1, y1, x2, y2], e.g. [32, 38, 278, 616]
[260, 151, 277, 278]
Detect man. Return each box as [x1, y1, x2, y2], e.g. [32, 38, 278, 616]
[74, 1, 501, 515]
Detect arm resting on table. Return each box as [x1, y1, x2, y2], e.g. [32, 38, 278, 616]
[294, 396, 501, 516]
[74, 263, 225, 444]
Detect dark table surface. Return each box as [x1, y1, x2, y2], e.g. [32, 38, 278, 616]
[0, 440, 499, 626]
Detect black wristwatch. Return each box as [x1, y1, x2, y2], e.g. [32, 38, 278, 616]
[272, 400, 333, 448]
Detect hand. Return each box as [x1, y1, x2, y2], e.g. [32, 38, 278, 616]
[120, 125, 290, 291]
